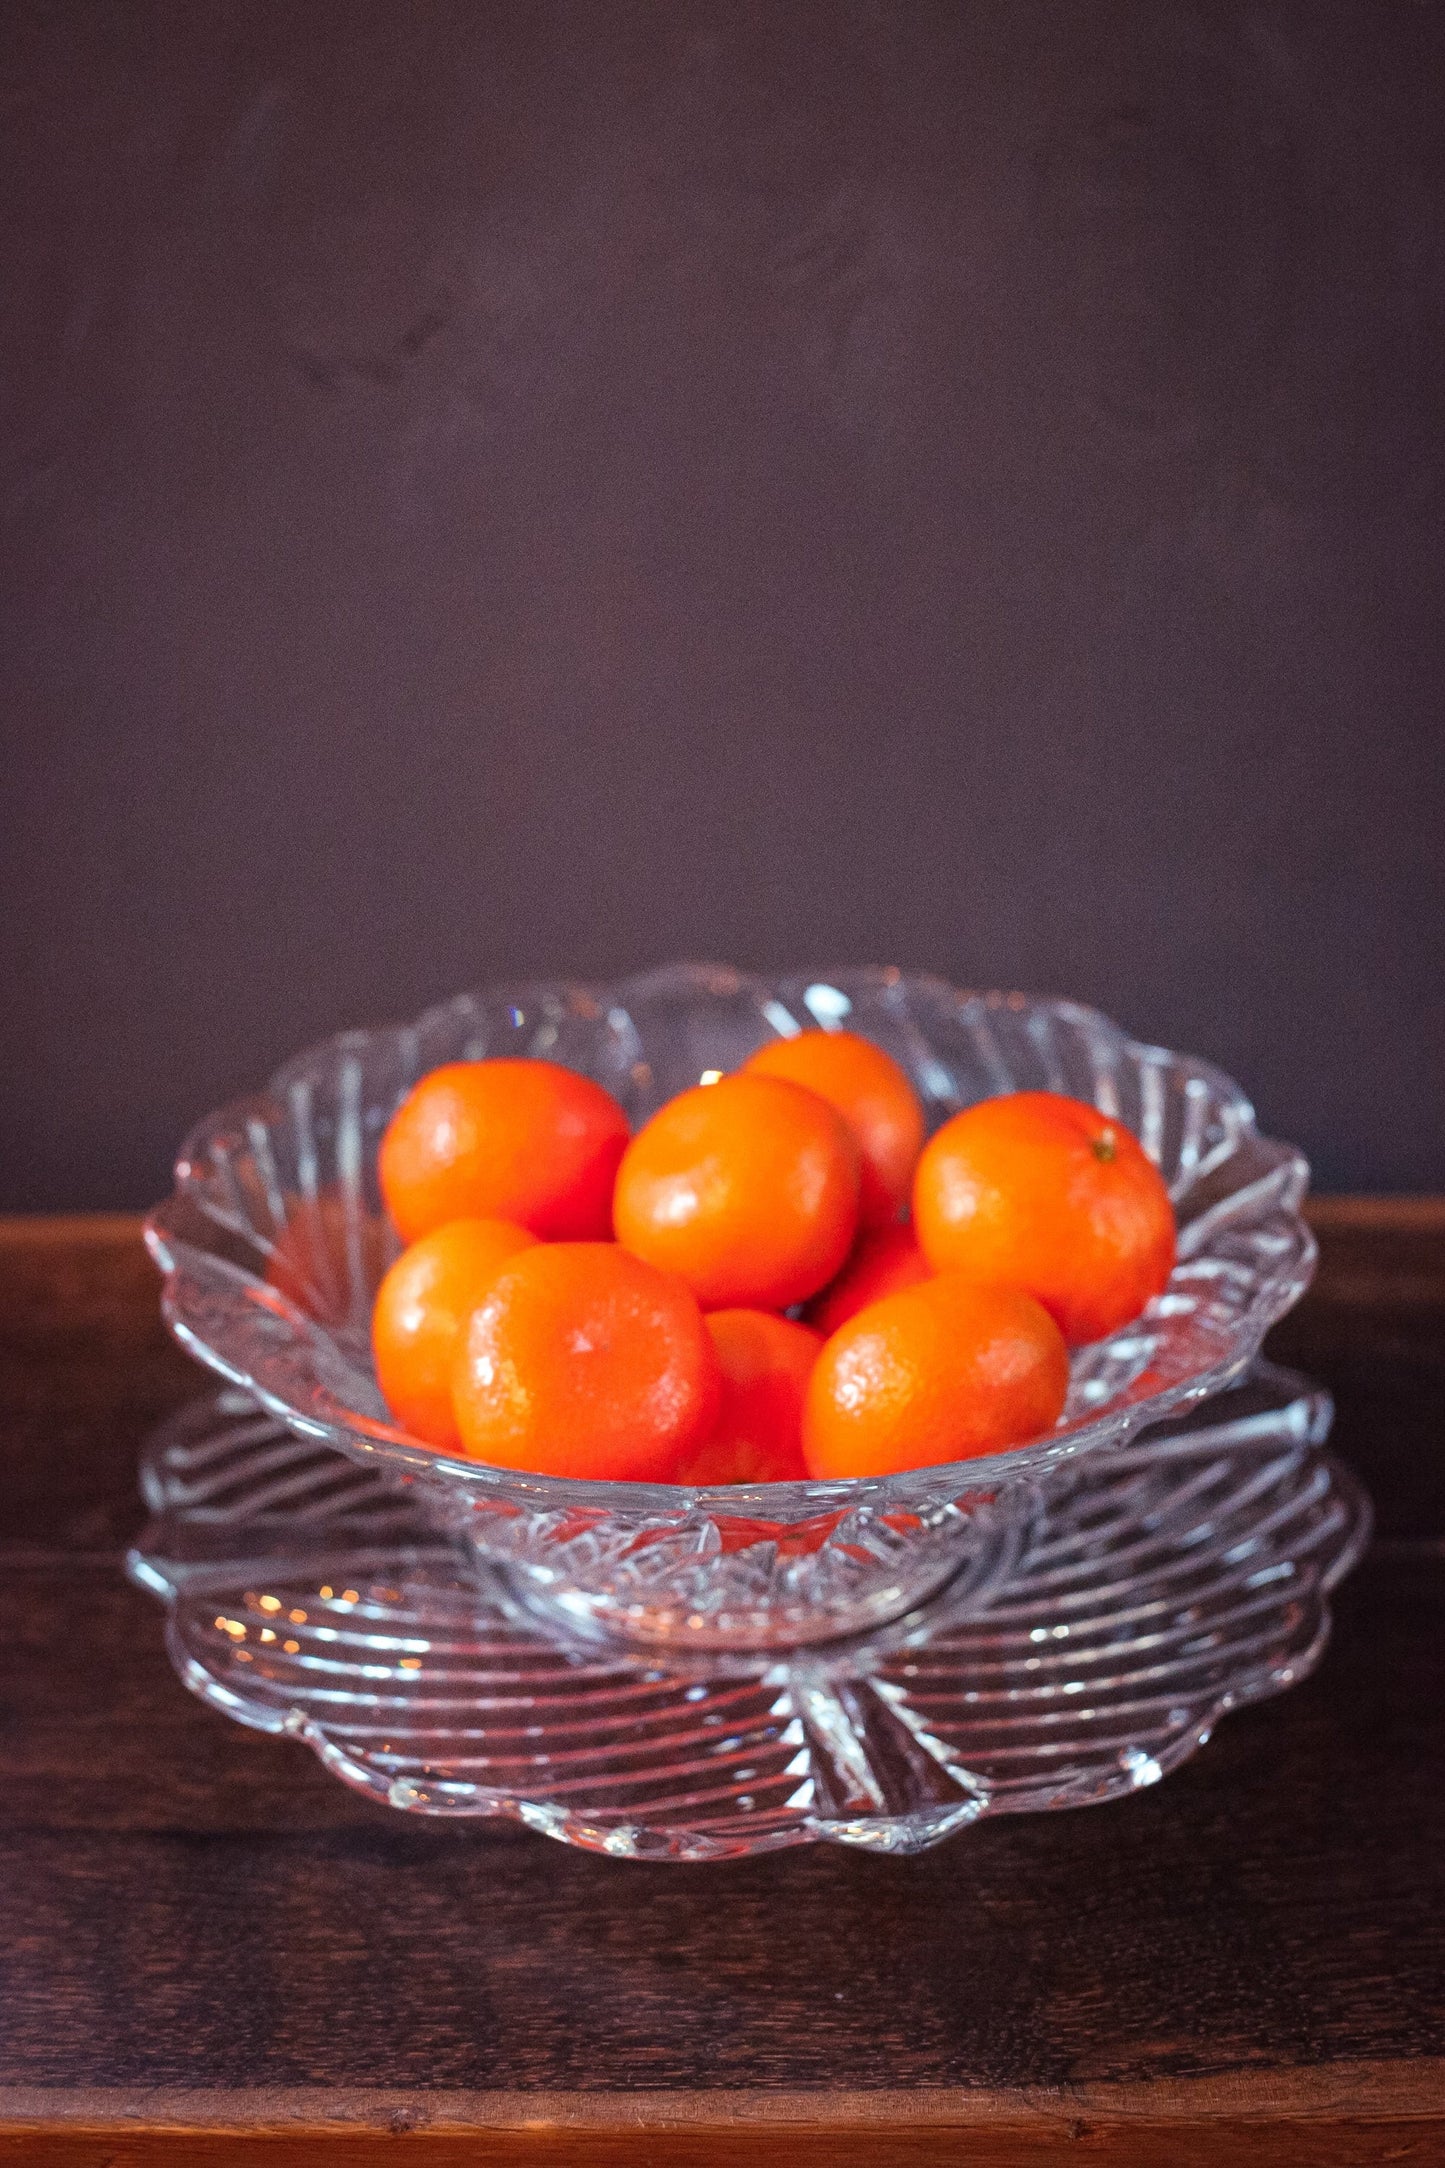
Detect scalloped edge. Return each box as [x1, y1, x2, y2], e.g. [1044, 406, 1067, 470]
[145, 970, 1318, 1523]
[127, 1368, 1373, 1861]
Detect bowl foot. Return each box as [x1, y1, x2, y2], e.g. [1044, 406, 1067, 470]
[478, 1493, 1038, 1677]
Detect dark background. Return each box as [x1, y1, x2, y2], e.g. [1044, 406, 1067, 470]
[2, 0, 1442, 1210]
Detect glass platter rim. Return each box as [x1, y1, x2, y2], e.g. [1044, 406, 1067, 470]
[125, 1360, 1374, 1861]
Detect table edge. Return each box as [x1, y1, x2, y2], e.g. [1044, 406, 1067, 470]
[2, 2061, 1443, 2132]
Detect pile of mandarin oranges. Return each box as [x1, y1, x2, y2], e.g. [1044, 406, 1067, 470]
[367, 1032, 1177, 1486]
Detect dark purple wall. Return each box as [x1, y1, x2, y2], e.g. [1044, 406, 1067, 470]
[3, 0, 1442, 1207]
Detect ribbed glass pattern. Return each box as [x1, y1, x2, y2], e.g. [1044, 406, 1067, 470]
[129, 1364, 1368, 1860]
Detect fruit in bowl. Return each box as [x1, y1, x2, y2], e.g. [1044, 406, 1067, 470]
[365, 1025, 1177, 1485]
[146, 967, 1314, 1653]
[914, 1090, 1178, 1346]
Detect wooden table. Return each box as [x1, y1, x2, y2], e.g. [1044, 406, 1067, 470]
[2, 1205, 1442, 2165]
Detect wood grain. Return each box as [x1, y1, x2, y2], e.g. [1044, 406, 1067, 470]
[2, 2067, 1445, 2167]
[1, 1211, 1442, 2163]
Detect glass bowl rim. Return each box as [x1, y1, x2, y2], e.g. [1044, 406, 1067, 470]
[145, 966, 1316, 1519]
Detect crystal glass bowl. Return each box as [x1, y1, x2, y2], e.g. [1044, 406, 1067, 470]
[146, 965, 1315, 1658]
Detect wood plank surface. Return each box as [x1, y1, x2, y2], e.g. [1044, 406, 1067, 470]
[1, 1210, 1442, 2164]
[1, 2067, 1444, 2167]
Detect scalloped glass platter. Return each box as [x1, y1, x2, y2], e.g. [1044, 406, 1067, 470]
[145, 966, 1319, 1657]
[129, 1363, 1369, 1859]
